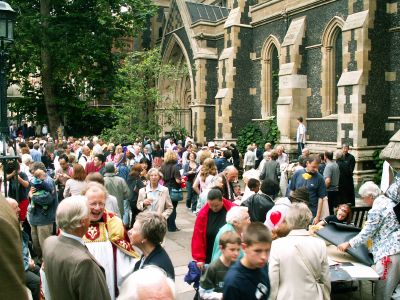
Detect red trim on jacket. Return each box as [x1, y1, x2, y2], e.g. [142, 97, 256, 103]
[191, 198, 236, 263]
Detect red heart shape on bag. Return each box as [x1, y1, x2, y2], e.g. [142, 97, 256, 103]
[270, 211, 282, 226]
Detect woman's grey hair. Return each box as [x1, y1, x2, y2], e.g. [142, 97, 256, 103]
[358, 181, 381, 200]
[135, 211, 167, 245]
[226, 206, 248, 225]
[147, 168, 163, 180]
[56, 196, 89, 233]
[117, 265, 175, 300]
[286, 202, 312, 230]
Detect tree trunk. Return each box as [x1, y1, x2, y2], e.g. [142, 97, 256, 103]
[40, 0, 61, 137]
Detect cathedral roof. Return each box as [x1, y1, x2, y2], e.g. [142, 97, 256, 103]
[186, 2, 229, 23]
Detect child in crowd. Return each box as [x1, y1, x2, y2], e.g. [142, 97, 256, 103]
[223, 222, 272, 300]
[233, 183, 243, 202]
[238, 178, 260, 204]
[317, 203, 352, 226]
[199, 231, 241, 300]
[30, 169, 53, 211]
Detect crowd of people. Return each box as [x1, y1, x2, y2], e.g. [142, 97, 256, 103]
[0, 132, 399, 300]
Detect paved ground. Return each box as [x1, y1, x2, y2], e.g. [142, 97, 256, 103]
[164, 199, 378, 300]
[164, 202, 197, 300]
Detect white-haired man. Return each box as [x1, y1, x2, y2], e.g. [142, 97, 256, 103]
[118, 265, 175, 300]
[43, 196, 111, 300]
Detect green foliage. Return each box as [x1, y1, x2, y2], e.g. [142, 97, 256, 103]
[236, 119, 280, 155]
[372, 150, 384, 184]
[101, 48, 186, 144]
[8, 0, 156, 134]
[168, 126, 190, 143]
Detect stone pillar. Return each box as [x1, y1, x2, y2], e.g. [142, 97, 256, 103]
[276, 16, 307, 151]
[214, 0, 252, 141]
[337, 3, 376, 183]
[191, 58, 209, 143]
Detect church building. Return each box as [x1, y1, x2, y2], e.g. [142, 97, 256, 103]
[144, 0, 400, 183]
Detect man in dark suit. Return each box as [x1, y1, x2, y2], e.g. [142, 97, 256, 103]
[43, 196, 111, 300]
[342, 144, 356, 173]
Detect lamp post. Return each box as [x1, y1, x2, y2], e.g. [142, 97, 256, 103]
[0, 1, 17, 196]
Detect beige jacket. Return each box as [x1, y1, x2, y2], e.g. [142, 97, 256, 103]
[137, 185, 173, 219]
[268, 229, 331, 300]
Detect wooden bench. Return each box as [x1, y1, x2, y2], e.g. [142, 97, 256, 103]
[351, 206, 371, 228]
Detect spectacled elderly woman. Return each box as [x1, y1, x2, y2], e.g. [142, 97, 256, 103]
[269, 202, 330, 300]
[137, 168, 173, 219]
[338, 181, 400, 300]
[211, 206, 250, 261]
[128, 211, 175, 280]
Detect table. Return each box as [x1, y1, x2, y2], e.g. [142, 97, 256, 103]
[326, 244, 379, 299]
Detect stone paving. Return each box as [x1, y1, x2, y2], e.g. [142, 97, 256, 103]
[164, 200, 377, 300]
[164, 202, 196, 300]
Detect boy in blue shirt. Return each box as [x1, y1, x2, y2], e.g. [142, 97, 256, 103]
[223, 222, 272, 300]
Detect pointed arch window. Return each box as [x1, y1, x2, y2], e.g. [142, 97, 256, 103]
[321, 17, 344, 116]
[261, 36, 280, 118]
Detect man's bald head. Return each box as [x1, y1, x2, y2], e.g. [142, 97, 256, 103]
[224, 166, 238, 183]
[82, 146, 91, 156]
[6, 197, 19, 219]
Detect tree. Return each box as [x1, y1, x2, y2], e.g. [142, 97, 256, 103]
[101, 48, 186, 144]
[8, 0, 155, 136]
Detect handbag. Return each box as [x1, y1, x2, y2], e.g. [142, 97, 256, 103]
[295, 244, 330, 300]
[170, 188, 183, 202]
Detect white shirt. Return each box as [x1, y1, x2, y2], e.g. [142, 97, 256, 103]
[296, 123, 306, 143]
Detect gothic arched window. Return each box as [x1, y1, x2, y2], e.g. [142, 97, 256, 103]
[261, 36, 280, 118]
[321, 17, 344, 116]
